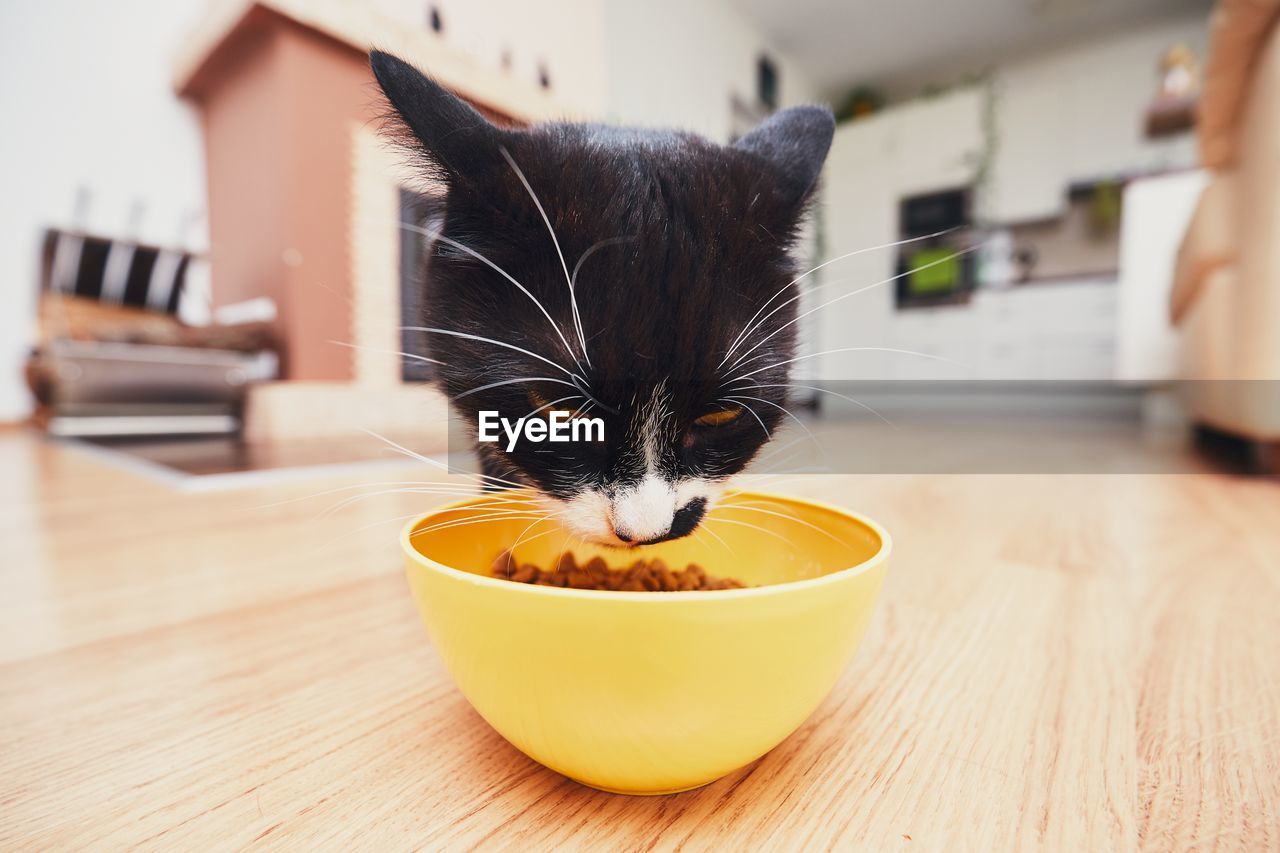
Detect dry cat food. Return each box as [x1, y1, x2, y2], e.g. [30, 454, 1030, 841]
[490, 551, 746, 591]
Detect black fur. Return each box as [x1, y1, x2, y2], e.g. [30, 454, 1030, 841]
[371, 50, 833, 521]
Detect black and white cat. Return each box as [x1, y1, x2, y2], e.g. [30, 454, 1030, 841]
[371, 50, 833, 547]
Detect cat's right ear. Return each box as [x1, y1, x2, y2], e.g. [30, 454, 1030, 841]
[370, 50, 502, 184]
[733, 105, 835, 209]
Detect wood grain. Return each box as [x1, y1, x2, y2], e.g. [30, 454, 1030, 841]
[2, 432, 1278, 850]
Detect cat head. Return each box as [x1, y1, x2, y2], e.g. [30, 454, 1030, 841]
[372, 50, 833, 546]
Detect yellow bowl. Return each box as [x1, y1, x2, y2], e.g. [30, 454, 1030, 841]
[400, 490, 890, 795]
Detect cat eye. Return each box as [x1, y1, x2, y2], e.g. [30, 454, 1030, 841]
[528, 388, 586, 419]
[694, 405, 744, 427]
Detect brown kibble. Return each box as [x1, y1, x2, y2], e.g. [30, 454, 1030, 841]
[490, 550, 746, 591]
[655, 565, 676, 590]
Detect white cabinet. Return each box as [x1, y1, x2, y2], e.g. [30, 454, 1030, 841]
[886, 282, 1118, 381]
[1116, 171, 1207, 381]
[984, 65, 1067, 223]
[823, 116, 899, 249]
[815, 117, 899, 381]
[895, 88, 984, 196]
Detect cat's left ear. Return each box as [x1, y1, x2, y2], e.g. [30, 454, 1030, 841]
[370, 50, 504, 186]
[733, 106, 835, 207]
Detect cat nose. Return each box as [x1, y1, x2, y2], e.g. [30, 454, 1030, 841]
[610, 478, 678, 544]
[611, 520, 655, 545]
[611, 495, 708, 546]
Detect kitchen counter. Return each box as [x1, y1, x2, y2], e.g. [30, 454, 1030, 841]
[2, 431, 1278, 848]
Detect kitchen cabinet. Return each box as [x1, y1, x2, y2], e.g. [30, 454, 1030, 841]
[815, 116, 899, 381]
[894, 88, 984, 197]
[984, 65, 1067, 223]
[1115, 170, 1206, 381]
[876, 281, 1117, 381]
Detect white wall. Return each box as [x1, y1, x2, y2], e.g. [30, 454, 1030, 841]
[600, 0, 820, 140]
[373, 0, 611, 117]
[0, 0, 210, 421]
[373, 0, 822, 135]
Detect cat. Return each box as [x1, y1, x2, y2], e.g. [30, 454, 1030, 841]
[371, 50, 833, 547]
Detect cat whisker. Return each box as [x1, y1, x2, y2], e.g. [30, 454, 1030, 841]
[751, 430, 812, 461]
[570, 236, 634, 294]
[738, 434, 833, 475]
[506, 514, 560, 558]
[718, 226, 960, 368]
[725, 242, 986, 374]
[728, 346, 969, 384]
[448, 465, 530, 492]
[746, 382, 895, 426]
[715, 395, 771, 439]
[320, 488, 534, 518]
[400, 501, 543, 525]
[401, 326, 582, 381]
[703, 515, 798, 549]
[503, 521, 569, 570]
[400, 220, 586, 374]
[499, 148, 591, 368]
[410, 513, 552, 541]
[714, 499, 853, 547]
[723, 394, 826, 462]
[256, 479, 456, 510]
[440, 465, 530, 492]
[693, 520, 737, 558]
[724, 393, 808, 432]
[747, 464, 836, 476]
[398, 328, 616, 416]
[358, 427, 529, 491]
[309, 507, 461, 554]
[327, 339, 444, 366]
[454, 376, 581, 400]
[745, 448, 828, 475]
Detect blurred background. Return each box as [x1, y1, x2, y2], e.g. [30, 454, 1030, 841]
[9, 6, 1280, 845]
[2, 0, 1277, 478]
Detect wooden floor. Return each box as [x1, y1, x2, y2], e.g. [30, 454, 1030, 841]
[2, 429, 1278, 850]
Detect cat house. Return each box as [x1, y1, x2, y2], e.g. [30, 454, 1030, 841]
[173, 0, 571, 440]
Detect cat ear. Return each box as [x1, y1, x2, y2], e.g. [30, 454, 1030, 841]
[370, 50, 503, 184]
[733, 105, 835, 206]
